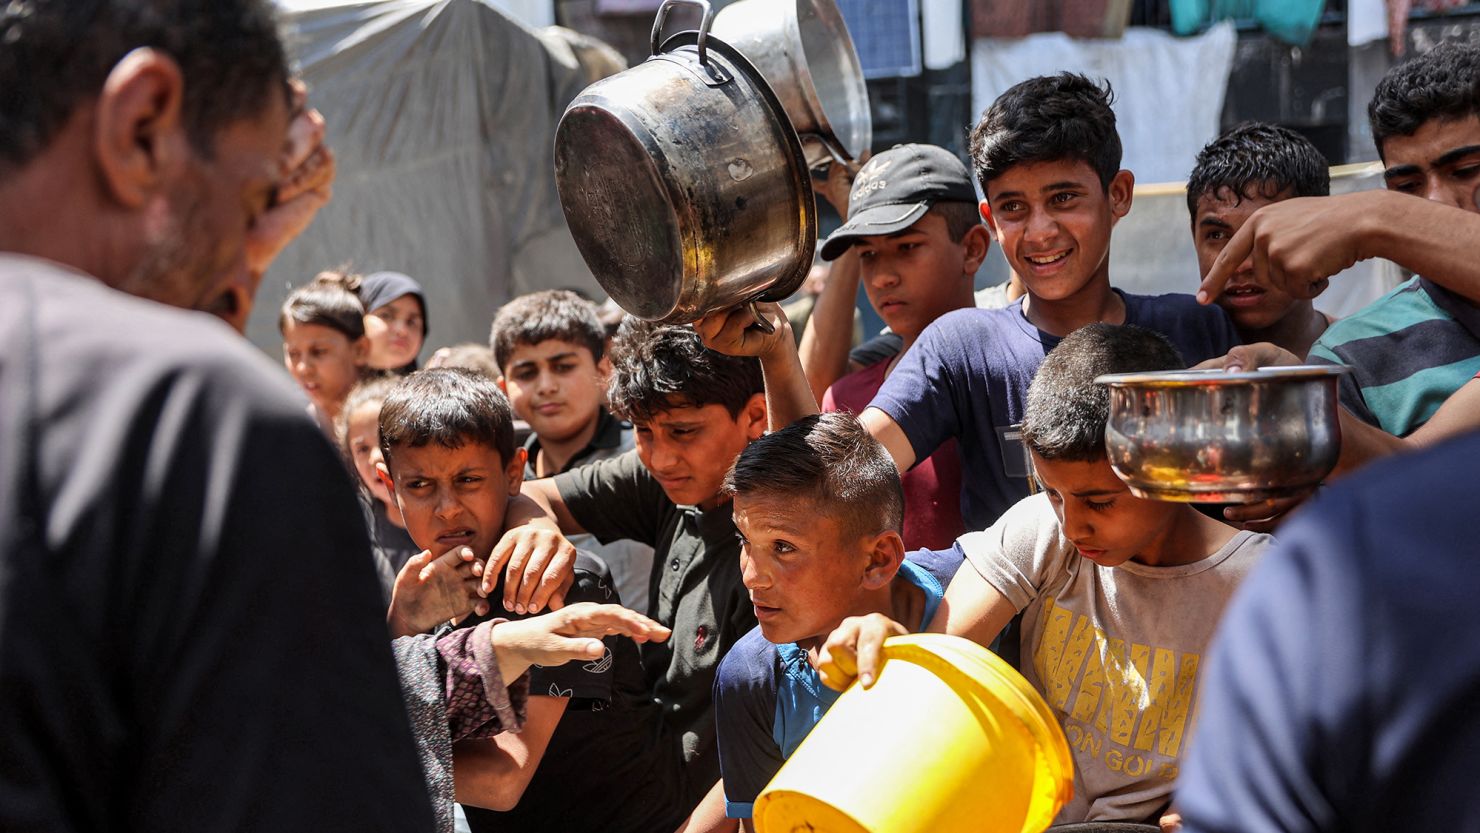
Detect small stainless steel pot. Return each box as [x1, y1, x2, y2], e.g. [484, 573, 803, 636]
[712, 0, 872, 170]
[553, 0, 816, 331]
[1093, 366, 1349, 504]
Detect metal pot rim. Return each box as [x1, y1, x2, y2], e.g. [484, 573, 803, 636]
[1094, 365, 1349, 388]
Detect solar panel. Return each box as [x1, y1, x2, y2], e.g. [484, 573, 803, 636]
[835, 0, 922, 79]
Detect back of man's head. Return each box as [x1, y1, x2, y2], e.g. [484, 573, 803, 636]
[969, 73, 1122, 192]
[1369, 41, 1480, 159]
[1022, 324, 1184, 462]
[0, 0, 289, 171]
[1186, 122, 1331, 220]
[726, 412, 903, 543]
[606, 319, 763, 424]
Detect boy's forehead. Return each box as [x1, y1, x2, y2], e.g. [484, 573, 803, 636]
[1194, 187, 1288, 223]
[987, 157, 1102, 197]
[388, 439, 507, 472]
[639, 400, 732, 426]
[507, 338, 597, 366]
[1380, 114, 1480, 170]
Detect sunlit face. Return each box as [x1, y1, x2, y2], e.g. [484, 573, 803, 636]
[282, 320, 366, 417]
[385, 440, 525, 559]
[1194, 187, 1304, 332]
[1380, 114, 1480, 213]
[734, 494, 877, 647]
[116, 94, 292, 332]
[1031, 452, 1180, 568]
[364, 294, 426, 369]
[853, 212, 977, 342]
[984, 159, 1131, 305]
[633, 398, 765, 510]
[500, 340, 607, 444]
[345, 398, 395, 509]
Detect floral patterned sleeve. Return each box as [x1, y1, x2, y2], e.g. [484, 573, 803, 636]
[435, 619, 529, 743]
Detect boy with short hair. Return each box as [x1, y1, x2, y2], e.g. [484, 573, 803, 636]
[512, 319, 767, 811]
[816, 143, 991, 551]
[818, 324, 1274, 825]
[376, 368, 683, 833]
[1186, 122, 1332, 358]
[699, 413, 963, 829]
[702, 73, 1240, 538]
[490, 289, 654, 613]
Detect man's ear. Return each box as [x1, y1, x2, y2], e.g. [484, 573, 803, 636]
[496, 375, 508, 394]
[375, 460, 395, 492]
[1108, 169, 1135, 225]
[742, 392, 767, 441]
[961, 223, 992, 276]
[978, 199, 1000, 242]
[505, 448, 528, 494]
[351, 336, 371, 365]
[860, 530, 906, 591]
[597, 354, 613, 381]
[94, 48, 190, 210]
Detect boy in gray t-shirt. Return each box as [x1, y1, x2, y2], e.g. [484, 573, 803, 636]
[817, 323, 1273, 826]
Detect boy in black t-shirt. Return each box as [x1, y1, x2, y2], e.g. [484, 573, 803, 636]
[377, 369, 676, 833]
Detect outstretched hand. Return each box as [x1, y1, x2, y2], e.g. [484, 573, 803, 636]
[815, 613, 908, 692]
[1195, 193, 1381, 308]
[1191, 342, 1303, 373]
[387, 546, 490, 637]
[491, 602, 671, 681]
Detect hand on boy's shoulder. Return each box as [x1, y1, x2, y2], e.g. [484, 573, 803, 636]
[482, 524, 578, 615]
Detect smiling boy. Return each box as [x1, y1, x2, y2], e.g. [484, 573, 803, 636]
[512, 320, 766, 811]
[1187, 123, 1332, 358]
[815, 143, 990, 551]
[687, 413, 962, 831]
[817, 324, 1273, 825]
[377, 369, 683, 833]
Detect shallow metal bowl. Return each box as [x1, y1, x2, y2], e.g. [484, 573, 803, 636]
[1093, 366, 1349, 504]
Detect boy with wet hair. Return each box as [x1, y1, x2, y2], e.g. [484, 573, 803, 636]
[376, 368, 681, 833]
[681, 413, 962, 831]
[1186, 122, 1332, 358]
[509, 319, 767, 812]
[702, 72, 1239, 537]
[817, 324, 1273, 826]
[491, 289, 654, 613]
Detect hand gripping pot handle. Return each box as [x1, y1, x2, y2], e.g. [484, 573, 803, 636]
[650, 0, 715, 65]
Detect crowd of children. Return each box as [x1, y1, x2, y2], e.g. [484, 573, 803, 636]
[10, 2, 1480, 830]
[251, 39, 1480, 832]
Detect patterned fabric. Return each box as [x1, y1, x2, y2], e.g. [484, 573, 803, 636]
[438, 620, 530, 743]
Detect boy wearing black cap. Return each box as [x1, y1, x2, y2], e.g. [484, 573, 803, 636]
[817, 143, 990, 551]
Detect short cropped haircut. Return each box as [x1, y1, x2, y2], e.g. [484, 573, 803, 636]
[970, 73, 1122, 192]
[1186, 122, 1330, 221]
[1369, 41, 1480, 158]
[378, 368, 516, 469]
[0, 0, 290, 172]
[607, 319, 764, 424]
[428, 343, 500, 379]
[1021, 324, 1184, 462]
[279, 271, 367, 341]
[726, 413, 903, 540]
[930, 201, 984, 243]
[489, 289, 606, 370]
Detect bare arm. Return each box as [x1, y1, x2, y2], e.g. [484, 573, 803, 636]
[674, 780, 739, 833]
[1333, 377, 1480, 476]
[453, 696, 568, 811]
[858, 406, 916, 473]
[694, 303, 819, 431]
[797, 249, 862, 402]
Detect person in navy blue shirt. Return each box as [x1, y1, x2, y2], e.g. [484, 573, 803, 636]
[678, 413, 963, 831]
[1175, 430, 1480, 833]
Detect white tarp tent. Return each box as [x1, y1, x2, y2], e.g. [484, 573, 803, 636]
[251, 0, 613, 354]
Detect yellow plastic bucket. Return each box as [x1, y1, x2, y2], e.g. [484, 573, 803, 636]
[752, 633, 1073, 833]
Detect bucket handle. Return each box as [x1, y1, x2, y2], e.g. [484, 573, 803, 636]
[650, 0, 715, 67]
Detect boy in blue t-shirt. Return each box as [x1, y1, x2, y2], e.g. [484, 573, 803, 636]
[678, 413, 962, 832]
[700, 73, 1239, 535]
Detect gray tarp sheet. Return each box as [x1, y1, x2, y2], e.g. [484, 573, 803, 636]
[250, 0, 611, 354]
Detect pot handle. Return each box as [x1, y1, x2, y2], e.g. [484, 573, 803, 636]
[806, 133, 858, 173]
[746, 300, 777, 335]
[650, 0, 714, 67]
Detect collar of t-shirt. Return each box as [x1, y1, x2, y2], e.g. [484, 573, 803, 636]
[523, 407, 625, 479]
[1006, 288, 1139, 348]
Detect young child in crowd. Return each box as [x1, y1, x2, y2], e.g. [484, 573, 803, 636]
[375, 368, 680, 833]
[817, 324, 1274, 826]
[508, 320, 766, 814]
[1187, 122, 1332, 359]
[701, 72, 1240, 540]
[280, 270, 371, 436]
[427, 342, 500, 378]
[359, 270, 428, 373]
[340, 376, 422, 595]
[491, 289, 655, 612]
[681, 413, 963, 832]
[814, 143, 991, 551]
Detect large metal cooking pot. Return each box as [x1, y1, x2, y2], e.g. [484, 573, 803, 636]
[712, 0, 871, 170]
[553, 0, 816, 331]
[1094, 366, 1349, 504]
